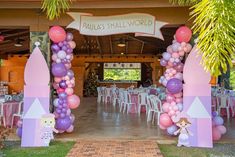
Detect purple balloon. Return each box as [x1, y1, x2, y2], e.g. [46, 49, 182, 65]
[58, 42, 64, 47]
[58, 104, 63, 109]
[162, 52, 171, 61]
[66, 48, 73, 54]
[212, 111, 218, 117]
[66, 32, 74, 41]
[166, 78, 183, 94]
[172, 42, 181, 52]
[62, 103, 68, 107]
[52, 63, 67, 77]
[51, 44, 60, 52]
[167, 125, 178, 135]
[60, 113, 66, 118]
[56, 116, 72, 130]
[59, 92, 67, 99]
[66, 109, 71, 115]
[16, 127, 22, 138]
[62, 46, 68, 51]
[59, 80, 67, 89]
[56, 108, 62, 114]
[58, 98, 64, 105]
[160, 58, 167, 66]
[70, 114, 75, 123]
[53, 98, 59, 107]
[213, 116, 224, 125]
[67, 70, 74, 78]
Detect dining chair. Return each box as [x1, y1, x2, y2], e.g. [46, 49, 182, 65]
[104, 88, 112, 104]
[147, 95, 163, 125]
[137, 92, 148, 115]
[11, 101, 23, 128]
[124, 91, 137, 113]
[217, 95, 234, 119]
[4, 95, 12, 102]
[97, 87, 104, 104]
[111, 88, 119, 107]
[0, 102, 6, 127]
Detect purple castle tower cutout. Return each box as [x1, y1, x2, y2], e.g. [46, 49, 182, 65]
[21, 42, 50, 147]
[183, 45, 213, 148]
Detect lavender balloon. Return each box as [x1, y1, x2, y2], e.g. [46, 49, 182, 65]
[160, 58, 167, 66]
[56, 116, 72, 130]
[66, 33, 74, 41]
[67, 70, 74, 78]
[66, 48, 73, 54]
[162, 52, 171, 61]
[166, 78, 183, 94]
[52, 63, 67, 77]
[59, 92, 67, 99]
[51, 44, 60, 52]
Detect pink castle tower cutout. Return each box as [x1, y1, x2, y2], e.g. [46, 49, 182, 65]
[183, 45, 213, 148]
[21, 42, 50, 147]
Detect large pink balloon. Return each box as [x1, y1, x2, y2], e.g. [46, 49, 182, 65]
[67, 94, 80, 109]
[49, 26, 66, 43]
[175, 26, 192, 43]
[159, 113, 173, 128]
[216, 125, 227, 135]
[212, 127, 221, 141]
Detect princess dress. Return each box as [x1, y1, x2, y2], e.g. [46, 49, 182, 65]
[177, 128, 190, 147]
[40, 127, 54, 146]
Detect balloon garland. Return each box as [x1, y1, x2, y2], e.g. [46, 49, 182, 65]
[158, 26, 192, 135]
[49, 26, 80, 133]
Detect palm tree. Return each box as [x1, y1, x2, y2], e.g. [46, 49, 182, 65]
[42, 0, 235, 76]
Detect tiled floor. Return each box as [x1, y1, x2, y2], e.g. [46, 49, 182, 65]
[66, 139, 163, 157]
[56, 97, 171, 140]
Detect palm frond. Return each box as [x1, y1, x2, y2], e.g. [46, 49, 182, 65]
[191, 0, 235, 76]
[41, 0, 72, 20]
[169, 0, 199, 5]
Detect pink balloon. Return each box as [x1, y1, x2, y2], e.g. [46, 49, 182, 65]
[166, 95, 175, 103]
[176, 98, 183, 103]
[163, 103, 170, 112]
[175, 26, 192, 43]
[65, 63, 71, 69]
[67, 94, 80, 109]
[216, 125, 227, 135]
[175, 73, 183, 80]
[168, 110, 175, 116]
[57, 88, 65, 93]
[173, 105, 179, 111]
[49, 26, 66, 43]
[172, 53, 179, 59]
[70, 114, 75, 123]
[178, 51, 185, 56]
[54, 77, 62, 83]
[212, 127, 221, 141]
[65, 87, 74, 95]
[181, 42, 187, 47]
[68, 41, 76, 49]
[159, 113, 173, 128]
[53, 83, 59, 89]
[167, 46, 173, 53]
[52, 54, 58, 61]
[185, 44, 192, 53]
[66, 125, 74, 133]
[174, 92, 183, 98]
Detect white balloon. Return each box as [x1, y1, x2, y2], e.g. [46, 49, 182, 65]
[57, 50, 67, 59]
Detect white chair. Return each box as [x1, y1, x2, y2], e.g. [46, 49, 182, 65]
[0, 102, 6, 127]
[104, 88, 112, 104]
[111, 88, 119, 107]
[147, 95, 163, 125]
[217, 95, 234, 119]
[4, 95, 12, 102]
[120, 91, 136, 113]
[11, 101, 23, 128]
[137, 92, 148, 115]
[97, 87, 104, 104]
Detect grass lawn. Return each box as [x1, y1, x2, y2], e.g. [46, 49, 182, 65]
[0, 141, 75, 157]
[159, 143, 235, 157]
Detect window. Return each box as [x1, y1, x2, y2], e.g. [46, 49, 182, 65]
[103, 63, 141, 81]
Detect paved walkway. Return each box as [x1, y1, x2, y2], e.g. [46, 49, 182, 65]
[66, 139, 163, 157]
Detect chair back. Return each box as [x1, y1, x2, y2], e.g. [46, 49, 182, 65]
[147, 95, 155, 110]
[104, 88, 112, 97]
[0, 102, 3, 115]
[151, 96, 162, 112]
[123, 91, 132, 103]
[5, 95, 12, 102]
[17, 101, 24, 114]
[138, 92, 148, 105]
[219, 95, 229, 108]
[97, 87, 102, 96]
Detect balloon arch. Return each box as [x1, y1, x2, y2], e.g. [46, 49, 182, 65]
[49, 26, 80, 133]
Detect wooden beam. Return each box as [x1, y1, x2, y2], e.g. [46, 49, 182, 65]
[109, 36, 113, 54]
[141, 42, 145, 54]
[125, 41, 128, 55]
[96, 36, 102, 55]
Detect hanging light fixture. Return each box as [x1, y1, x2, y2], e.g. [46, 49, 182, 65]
[14, 38, 23, 47]
[117, 38, 126, 47]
